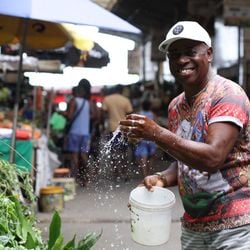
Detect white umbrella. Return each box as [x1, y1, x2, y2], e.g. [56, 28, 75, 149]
[0, 0, 141, 34]
[0, 0, 141, 163]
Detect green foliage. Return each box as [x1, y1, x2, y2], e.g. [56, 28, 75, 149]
[0, 159, 102, 250]
[48, 211, 62, 250]
[0, 159, 45, 249]
[48, 211, 102, 250]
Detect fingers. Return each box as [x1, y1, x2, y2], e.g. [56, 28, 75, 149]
[126, 114, 146, 120]
[119, 114, 147, 140]
[143, 175, 164, 191]
[143, 176, 156, 191]
[138, 179, 154, 192]
[120, 119, 143, 127]
[119, 125, 134, 134]
[119, 120, 132, 126]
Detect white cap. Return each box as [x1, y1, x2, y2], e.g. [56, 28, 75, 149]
[158, 21, 211, 52]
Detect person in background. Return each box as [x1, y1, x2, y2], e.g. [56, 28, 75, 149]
[102, 84, 133, 182]
[120, 21, 250, 249]
[49, 104, 67, 154]
[65, 79, 95, 187]
[134, 100, 157, 177]
[0, 81, 11, 107]
[102, 84, 133, 133]
[19, 95, 34, 121]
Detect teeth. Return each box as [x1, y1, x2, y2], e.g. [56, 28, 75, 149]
[179, 68, 193, 74]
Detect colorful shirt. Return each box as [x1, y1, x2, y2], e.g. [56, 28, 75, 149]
[168, 74, 250, 232]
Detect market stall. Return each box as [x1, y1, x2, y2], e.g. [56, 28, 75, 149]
[0, 137, 33, 171]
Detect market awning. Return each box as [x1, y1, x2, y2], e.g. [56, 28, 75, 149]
[0, 0, 141, 35]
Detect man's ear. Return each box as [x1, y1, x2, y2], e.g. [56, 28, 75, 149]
[207, 47, 213, 62]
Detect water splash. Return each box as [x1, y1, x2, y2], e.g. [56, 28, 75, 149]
[71, 126, 142, 249]
[103, 126, 126, 154]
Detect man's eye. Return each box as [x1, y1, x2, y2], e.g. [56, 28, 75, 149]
[186, 50, 198, 57]
[167, 52, 178, 59]
[167, 50, 198, 59]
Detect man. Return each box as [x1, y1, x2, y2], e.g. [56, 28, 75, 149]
[102, 84, 133, 133]
[120, 21, 250, 249]
[102, 84, 133, 182]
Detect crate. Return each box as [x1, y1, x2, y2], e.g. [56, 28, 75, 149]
[52, 177, 76, 201]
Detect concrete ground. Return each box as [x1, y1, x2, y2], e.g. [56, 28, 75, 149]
[37, 175, 184, 250]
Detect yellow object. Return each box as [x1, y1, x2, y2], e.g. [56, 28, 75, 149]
[62, 23, 94, 51]
[40, 186, 64, 194]
[39, 186, 64, 212]
[0, 14, 73, 49]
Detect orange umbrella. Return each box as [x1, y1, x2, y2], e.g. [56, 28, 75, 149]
[0, 14, 73, 49]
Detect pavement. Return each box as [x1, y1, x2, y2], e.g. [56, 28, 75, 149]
[37, 174, 184, 250]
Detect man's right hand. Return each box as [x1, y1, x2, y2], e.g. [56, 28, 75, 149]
[142, 174, 165, 191]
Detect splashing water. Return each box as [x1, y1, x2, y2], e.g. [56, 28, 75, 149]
[77, 126, 139, 249]
[103, 126, 126, 154]
[85, 124, 132, 188]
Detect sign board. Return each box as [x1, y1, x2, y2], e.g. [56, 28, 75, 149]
[244, 29, 250, 60]
[224, 0, 250, 26]
[128, 46, 141, 75]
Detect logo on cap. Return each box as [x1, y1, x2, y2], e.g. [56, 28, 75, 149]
[173, 25, 184, 35]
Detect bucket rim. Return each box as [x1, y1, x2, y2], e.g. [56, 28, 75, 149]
[40, 186, 64, 194]
[129, 186, 176, 210]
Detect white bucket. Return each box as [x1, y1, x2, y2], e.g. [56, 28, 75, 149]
[129, 186, 176, 246]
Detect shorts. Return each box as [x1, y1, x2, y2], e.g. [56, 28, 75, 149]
[181, 224, 250, 250]
[66, 133, 90, 153]
[134, 140, 156, 157]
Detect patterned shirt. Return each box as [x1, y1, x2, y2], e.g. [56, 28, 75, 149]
[168, 74, 250, 232]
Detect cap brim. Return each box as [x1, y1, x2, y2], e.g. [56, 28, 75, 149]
[158, 37, 186, 52]
[159, 37, 211, 52]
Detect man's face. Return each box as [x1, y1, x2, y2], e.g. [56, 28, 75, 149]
[167, 39, 212, 89]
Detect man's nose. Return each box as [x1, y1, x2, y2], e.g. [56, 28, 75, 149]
[175, 53, 191, 62]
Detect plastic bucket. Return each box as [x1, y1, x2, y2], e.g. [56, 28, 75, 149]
[39, 186, 64, 212]
[129, 186, 176, 246]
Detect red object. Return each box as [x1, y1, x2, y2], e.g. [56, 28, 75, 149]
[53, 95, 66, 104]
[16, 129, 30, 140]
[91, 94, 103, 103]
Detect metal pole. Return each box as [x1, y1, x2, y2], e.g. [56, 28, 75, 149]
[238, 25, 244, 86]
[142, 35, 146, 82]
[9, 18, 28, 163]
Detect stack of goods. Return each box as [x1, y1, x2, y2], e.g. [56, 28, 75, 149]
[52, 167, 76, 201]
[0, 111, 41, 140]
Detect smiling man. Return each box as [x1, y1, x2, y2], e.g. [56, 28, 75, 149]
[120, 21, 250, 249]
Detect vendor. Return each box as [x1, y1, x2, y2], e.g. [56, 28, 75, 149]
[19, 95, 34, 121]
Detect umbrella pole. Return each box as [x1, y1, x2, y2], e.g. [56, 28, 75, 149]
[9, 18, 29, 163]
[46, 88, 55, 138]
